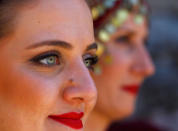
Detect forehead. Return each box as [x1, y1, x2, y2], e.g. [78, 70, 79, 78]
[110, 14, 148, 40]
[13, 0, 94, 48]
[120, 14, 147, 33]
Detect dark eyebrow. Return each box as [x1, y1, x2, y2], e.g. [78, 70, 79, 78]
[26, 40, 73, 50]
[86, 43, 97, 51]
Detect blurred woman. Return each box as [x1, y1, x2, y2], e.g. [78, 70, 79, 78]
[85, 0, 155, 131]
[0, 0, 98, 130]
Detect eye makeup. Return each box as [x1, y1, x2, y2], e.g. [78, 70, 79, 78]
[114, 32, 134, 47]
[83, 54, 98, 71]
[115, 34, 130, 44]
[28, 49, 98, 73]
[29, 50, 62, 67]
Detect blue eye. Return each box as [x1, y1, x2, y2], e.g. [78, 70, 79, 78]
[83, 54, 98, 70]
[39, 56, 59, 66]
[30, 51, 61, 67]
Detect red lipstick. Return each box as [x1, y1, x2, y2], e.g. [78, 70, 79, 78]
[122, 85, 140, 95]
[49, 112, 84, 129]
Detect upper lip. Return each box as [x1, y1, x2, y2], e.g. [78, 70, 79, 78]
[49, 112, 84, 119]
[122, 85, 140, 95]
[48, 112, 84, 129]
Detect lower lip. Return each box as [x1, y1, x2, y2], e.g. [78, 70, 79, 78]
[122, 85, 140, 95]
[49, 112, 84, 130]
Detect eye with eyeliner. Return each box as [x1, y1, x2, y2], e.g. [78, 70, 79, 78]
[29, 50, 62, 67]
[29, 49, 98, 71]
[115, 34, 131, 45]
[83, 54, 98, 71]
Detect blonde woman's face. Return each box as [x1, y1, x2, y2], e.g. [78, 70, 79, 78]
[0, 0, 97, 131]
[92, 15, 155, 120]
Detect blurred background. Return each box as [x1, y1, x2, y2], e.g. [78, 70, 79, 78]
[133, 0, 178, 130]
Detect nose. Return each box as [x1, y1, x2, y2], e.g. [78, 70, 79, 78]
[131, 45, 155, 77]
[63, 58, 97, 109]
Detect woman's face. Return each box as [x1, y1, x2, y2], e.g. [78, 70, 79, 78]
[0, 0, 97, 131]
[92, 14, 155, 120]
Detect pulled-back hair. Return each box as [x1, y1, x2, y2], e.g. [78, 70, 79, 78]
[0, 0, 32, 38]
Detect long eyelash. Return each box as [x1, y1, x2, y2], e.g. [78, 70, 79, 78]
[30, 50, 60, 65]
[90, 56, 99, 71]
[86, 55, 98, 64]
[86, 55, 99, 71]
[92, 55, 99, 65]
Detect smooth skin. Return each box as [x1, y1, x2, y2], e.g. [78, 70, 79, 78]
[0, 0, 97, 131]
[85, 14, 155, 131]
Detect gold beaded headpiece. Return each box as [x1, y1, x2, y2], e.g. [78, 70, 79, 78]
[89, 0, 149, 43]
[87, 0, 150, 74]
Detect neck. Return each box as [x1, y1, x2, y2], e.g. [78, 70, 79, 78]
[85, 110, 111, 131]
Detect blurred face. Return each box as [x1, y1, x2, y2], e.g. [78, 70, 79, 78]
[92, 14, 155, 120]
[0, 0, 97, 131]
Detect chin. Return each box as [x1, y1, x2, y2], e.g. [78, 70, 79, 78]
[45, 119, 84, 131]
[110, 103, 135, 121]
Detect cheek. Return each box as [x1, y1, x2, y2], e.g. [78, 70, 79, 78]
[93, 51, 132, 103]
[102, 51, 131, 80]
[93, 49, 136, 119]
[0, 64, 59, 117]
[92, 49, 132, 91]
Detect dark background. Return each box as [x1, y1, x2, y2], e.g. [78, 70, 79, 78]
[134, 0, 178, 131]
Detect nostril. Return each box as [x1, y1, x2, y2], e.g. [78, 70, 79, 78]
[73, 97, 84, 102]
[62, 85, 87, 104]
[69, 78, 74, 83]
[63, 84, 97, 106]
